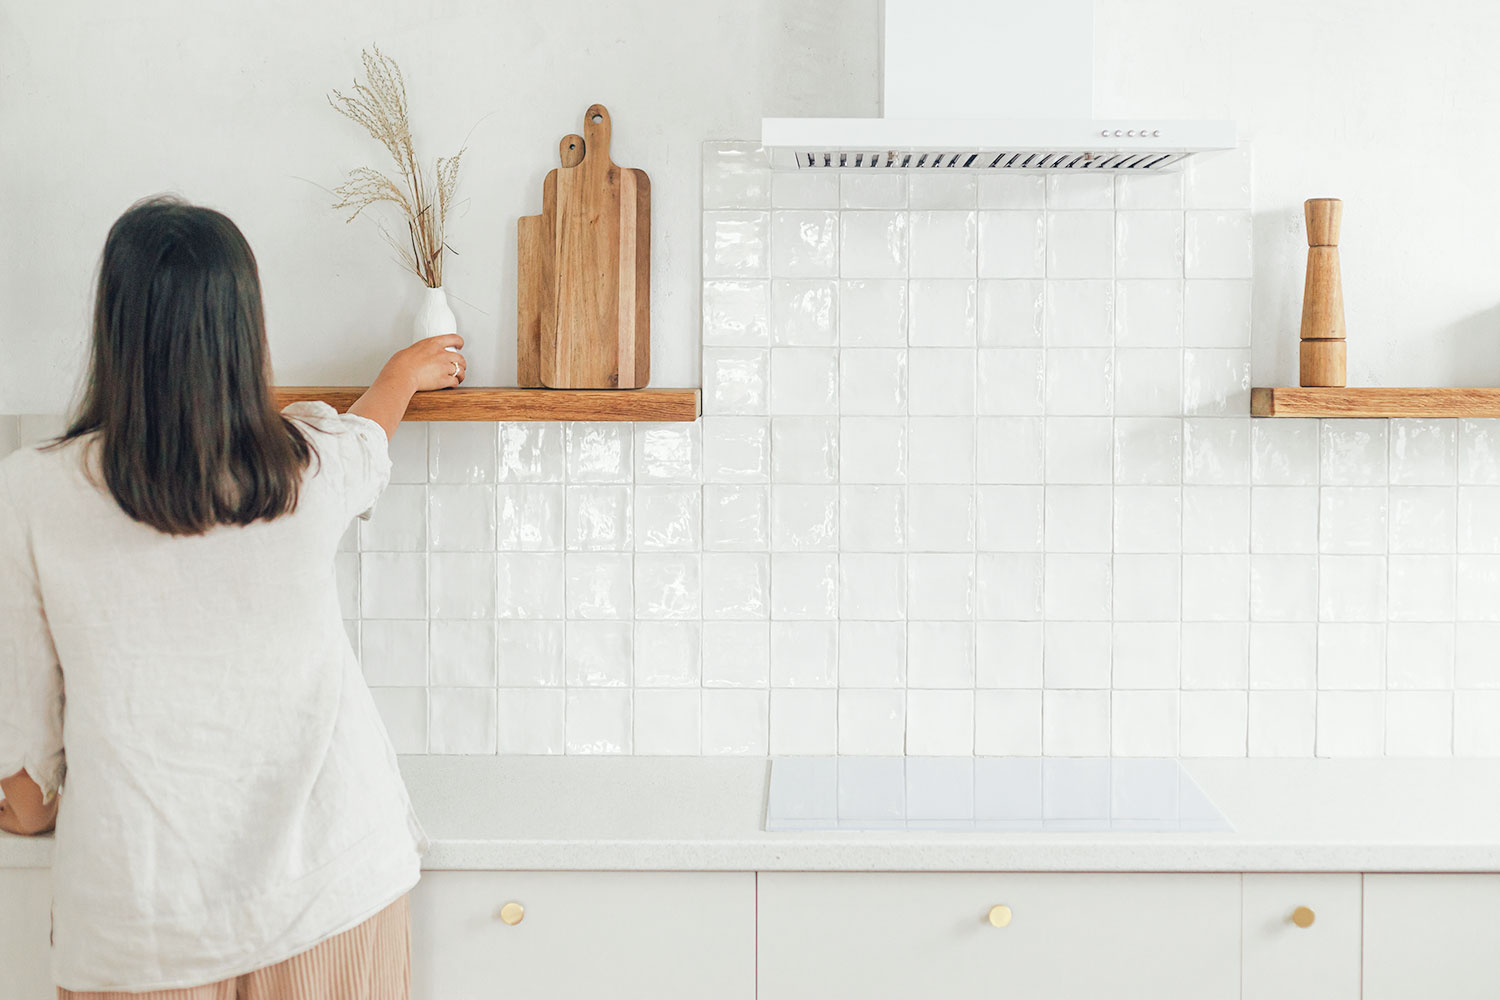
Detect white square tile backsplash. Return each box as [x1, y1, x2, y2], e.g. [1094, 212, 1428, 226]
[0, 143, 1479, 761]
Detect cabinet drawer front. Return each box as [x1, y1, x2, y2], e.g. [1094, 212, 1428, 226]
[757, 872, 1240, 1000]
[1242, 874, 1360, 1000]
[411, 871, 754, 1000]
[0, 869, 52, 1000]
[1364, 874, 1500, 1000]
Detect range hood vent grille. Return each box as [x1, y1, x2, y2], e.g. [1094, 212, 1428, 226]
[780, 149, 1191, 171]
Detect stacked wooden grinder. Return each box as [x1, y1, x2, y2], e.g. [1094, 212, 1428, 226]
[518, 104, 651, 388]
[1299, 197, 1346, 387]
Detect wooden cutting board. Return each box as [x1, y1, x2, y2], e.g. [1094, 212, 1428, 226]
[540, 104, 650, 389]
[517, 134, 584, 387]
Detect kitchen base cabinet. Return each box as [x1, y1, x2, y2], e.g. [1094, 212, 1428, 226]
[757, 872, 1241, 1000]
[1242, 874, 1361, 1000]
[1363, 874, 1500, 1000]
[409, 871, 755, 1000]
[0, 868, 52, 1000]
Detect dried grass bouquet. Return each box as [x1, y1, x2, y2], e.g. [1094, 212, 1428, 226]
[328, 46, 464, 288]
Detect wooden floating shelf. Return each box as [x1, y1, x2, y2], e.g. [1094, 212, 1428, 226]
[272, 386, 700, 422]
[1251, 387, 1500, 419]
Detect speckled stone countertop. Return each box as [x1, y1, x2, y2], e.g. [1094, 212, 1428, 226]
[4, 756, 1498, 872]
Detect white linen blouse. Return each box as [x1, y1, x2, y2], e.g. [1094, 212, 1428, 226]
[0, 403, 425, 992]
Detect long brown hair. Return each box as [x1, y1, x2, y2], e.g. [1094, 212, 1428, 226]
[56, 197, 312, 535]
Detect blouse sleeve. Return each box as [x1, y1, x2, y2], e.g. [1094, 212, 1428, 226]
[0, 464, 65, 800]
[282, 402, 393, 522]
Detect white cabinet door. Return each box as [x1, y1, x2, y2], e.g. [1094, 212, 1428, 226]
[1364, 874, 1500, 1000]
[757, 872, 1241, 1000]
[0, 868, 52, 1000]
[1242, 873, 1360, 1000]
[410, 871, 755, 1000]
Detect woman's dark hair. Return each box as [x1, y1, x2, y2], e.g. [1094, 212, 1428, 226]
[56, 196, 311, 535]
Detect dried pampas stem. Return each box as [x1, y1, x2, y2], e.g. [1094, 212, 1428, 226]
[329, 46, 464, 288]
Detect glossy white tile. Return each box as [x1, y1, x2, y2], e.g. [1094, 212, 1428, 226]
[430, 552, 497, 620]
[978, 174, 1045, 209]
[839, 210, 908, 278]
[703, 211, 769, 278]
[1184, 211, 1253, 279]
[429, 688, 497, 754]
[428, 621, 496, 688]
[633, 689, 702, 756]
[361, 620, 427, 686]
[496, 485, 564, 551]
[565, 689, 632, 754]
[703, 280, 770, 347]
[1045, 279, 1114, 346]
[770, 210, 839, 277]
[634, 486, 701, 551]
[1115, 211, 1183, 279]
[702, 348, 769, 415]
[704, 484, 769, 551]
[839, 280, 908, 346]
[498, 423, 565, 483]
[360, 552, 425, 619]
[702, 416, 770, 482]
[701, 551, 769, 620]
[840, 173, 906, 209]
[428, 485, 496, 551]
[976, 621, 1044, 688]
[701, 689, 769, 755]
[496, 620, 565, 686]
[840, 486, 906, 552]
[1114, 279, 1182, 347]
[977, 210, 1045, 278]
[770, 416, 839, 483]
[565, 620, 633, 686]
[635, 423, 702, 483]
[978, 279, 1045, 347]
[1045, 211, 1114, 278]
[634, 621, 702, 687]
[909, 278, 977, 346]
[496, 553, 565, 619]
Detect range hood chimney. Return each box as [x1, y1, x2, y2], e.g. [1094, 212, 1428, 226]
[763, 0, 1235, 172]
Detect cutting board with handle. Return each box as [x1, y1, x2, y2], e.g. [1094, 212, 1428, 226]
[516, 133, 584, 387]
[540, 104, 651, 389]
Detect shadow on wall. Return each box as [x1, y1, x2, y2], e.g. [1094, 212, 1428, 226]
[1434, 303, 1500, 388]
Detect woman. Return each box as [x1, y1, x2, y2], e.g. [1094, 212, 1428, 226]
[0, 197, 463, 997]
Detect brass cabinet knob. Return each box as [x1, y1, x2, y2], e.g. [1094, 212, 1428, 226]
[499, 902, 525, 926]
[1291, 905, 1315, 928]
[987, 905, 1012, 928]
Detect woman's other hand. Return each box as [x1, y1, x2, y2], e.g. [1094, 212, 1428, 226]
[0, 770, 58, 836]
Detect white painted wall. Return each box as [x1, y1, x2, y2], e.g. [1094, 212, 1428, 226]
[1093, 0, 1500, 388]
[0, 0, 877, 412]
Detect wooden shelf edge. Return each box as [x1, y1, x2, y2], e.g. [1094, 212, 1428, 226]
[1252, 387, 1500, 419]
[272, 386, 701, 422]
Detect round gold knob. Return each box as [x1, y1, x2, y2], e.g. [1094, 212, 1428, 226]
[1291, 906, 1315, 928]
[500, 902, 525, 926]
[987, 905, 1012, 928]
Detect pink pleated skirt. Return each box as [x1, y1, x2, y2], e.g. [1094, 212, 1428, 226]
[58, 895, 409, 1000]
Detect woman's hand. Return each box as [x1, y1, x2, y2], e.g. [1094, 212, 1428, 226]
[388, 335, 467, 392]
[348, 335, 466, 438]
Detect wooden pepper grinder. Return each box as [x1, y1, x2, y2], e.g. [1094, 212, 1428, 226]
[1299, 198, 1346, 387]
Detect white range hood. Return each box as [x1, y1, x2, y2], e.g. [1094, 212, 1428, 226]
[762, 0, 1235, 172]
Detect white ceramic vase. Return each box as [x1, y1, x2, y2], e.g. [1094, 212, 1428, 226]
[413, 285, 457, 344]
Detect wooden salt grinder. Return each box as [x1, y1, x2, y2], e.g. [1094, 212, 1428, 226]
[1299, 198, 1346, 387]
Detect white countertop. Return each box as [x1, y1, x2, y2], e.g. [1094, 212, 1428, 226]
[3, 756, 1499, 872]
